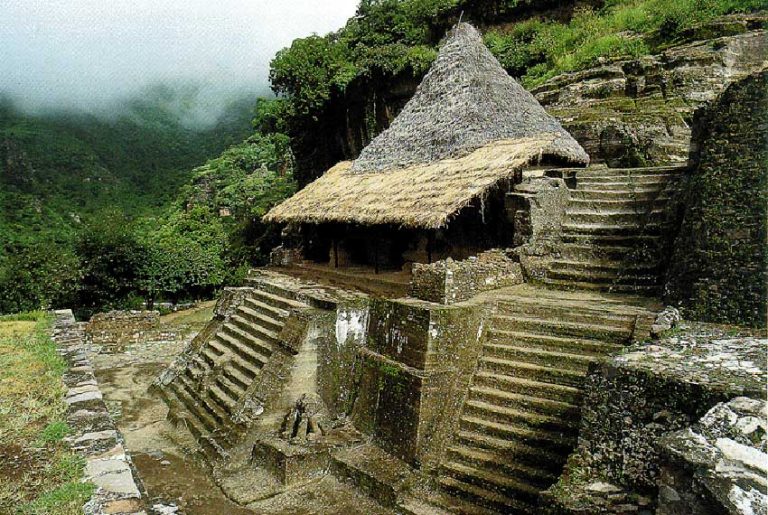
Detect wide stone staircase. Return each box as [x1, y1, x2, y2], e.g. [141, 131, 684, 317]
[158, 284, 308, 458]
[434, 286, 656, 513]
[544, 165, 687, 294]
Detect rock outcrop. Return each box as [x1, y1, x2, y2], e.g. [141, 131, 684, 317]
[534, 15, 767, 167]
[658, 397, 767, 515]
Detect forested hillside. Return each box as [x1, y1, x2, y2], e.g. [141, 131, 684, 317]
[0, 87, 262, 315]
[2, 0, 764, 317]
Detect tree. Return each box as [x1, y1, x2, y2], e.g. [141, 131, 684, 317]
[0, 242, 81, 314]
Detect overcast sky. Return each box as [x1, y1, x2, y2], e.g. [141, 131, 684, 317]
[0, 0, 360, 114]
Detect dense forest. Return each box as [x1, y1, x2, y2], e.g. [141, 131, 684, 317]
[1, 0, 764, 317]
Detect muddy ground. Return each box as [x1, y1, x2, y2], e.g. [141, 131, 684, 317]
[90, 304, 390, 515]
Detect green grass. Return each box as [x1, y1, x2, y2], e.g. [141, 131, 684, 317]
[483, 0, 767, 87]
[0, 314, 94, 513]
[0, 310, 47, 322]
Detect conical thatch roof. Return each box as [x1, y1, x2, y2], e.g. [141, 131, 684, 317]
[265, 23, 588, 229]
[352, 23, 588, 172]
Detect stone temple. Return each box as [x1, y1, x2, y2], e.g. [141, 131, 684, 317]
[153, 22, 767, 514]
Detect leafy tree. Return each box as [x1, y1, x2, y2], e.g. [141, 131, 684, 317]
[75, 215, 145, 316]
[0, 243, 81, 313]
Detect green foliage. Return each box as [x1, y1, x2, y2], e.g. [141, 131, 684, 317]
[267, 0, 766, 153]
[74, 215, 146, 316]
[270, 35, 360, 117]
[38, 422, 71, 444]
[0, 243, 81, 315]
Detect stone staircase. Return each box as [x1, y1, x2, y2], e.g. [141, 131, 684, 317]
[544, 165, 687, 294]
[434, 286, 656, 513]
[159, 283, 308, 458]
[278, 262, 411, 299]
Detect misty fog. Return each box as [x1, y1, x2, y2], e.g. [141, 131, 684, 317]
[0, 0, 359, 123]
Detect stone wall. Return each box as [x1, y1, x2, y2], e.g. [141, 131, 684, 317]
[85, 310, 160, 351]
[543, 329, 766, 514]
[534, 17, 767, 166]
[52, 310, 145, 515]
[410, 249, 524, 304]
[665, 70, 768, 328]
[351, 296, 490, 469]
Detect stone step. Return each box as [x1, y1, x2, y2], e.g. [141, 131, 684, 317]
[482, 344, 597, 373]
[541, 277, 662, 295]
[208, 382, 238, 415]
[462, 399, 578, 434]
[570, 189, 660, 201]
[212, 336, 268, 379]
[164, 390, 208, 441]
[575, 165, 687, 177]
[559, 242, 659, 261]
[236, 305, 283, 333]
[472, 372, 582, 405]
[397, 498, 456, 515]
[577, 174, 676, 184]
[438, 475, 536, 514]
[165, 389, 230, 460]
[222, 365, 253, 392]
[178, 375, 229, 427]
[200, 347, 219, 370]
[485, 329, 625, 356]
[169, 380, 218, 434]
[469, 384, 580, 418]
[250, 287, 306, 312]
[568, 197, 669, 211]
[494, 299, 636, 329]
[218, 327, 273, 363]
[459, 415, 575, 453]
[243, 296, 289, 321]
[440, 461, 539, 504]
[576, 180, 666, 191]
[566, 209, 666, 225]
[479, 357, 585, 388]
[289, 263, 411, 299]
[490, 315, 630, 343]
[546, 267, 662, 287]
[561, 232, 663, 246]
[548, 259, 662, 275]
[562, 221, 665, 237]
[227, 316, 280, 347]
[445, 444, 558, 489]
[456, 430, 567, 472]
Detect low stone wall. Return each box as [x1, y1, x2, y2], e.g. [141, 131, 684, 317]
[410, 250, 524, 304]
[543, 328, 767, 514]
[85, 310, 160, 351]
[52, 310, 145, 515]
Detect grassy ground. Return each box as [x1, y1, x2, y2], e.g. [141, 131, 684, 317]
[159, 300, 216, 331]
[0, 313, 93, 514]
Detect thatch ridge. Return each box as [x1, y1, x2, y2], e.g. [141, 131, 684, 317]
[350, 23, 589, 172]
[265, 136, 561, 229]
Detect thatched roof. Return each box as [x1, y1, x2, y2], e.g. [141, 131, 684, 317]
[266, 23, 588, 229]
[265, 136, 565, 228]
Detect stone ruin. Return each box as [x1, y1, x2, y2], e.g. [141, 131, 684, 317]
[146, 20, 767, 515]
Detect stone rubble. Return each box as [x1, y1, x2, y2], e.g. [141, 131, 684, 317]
[658, 397, 768, 514]
[52, 309, 146, 515]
